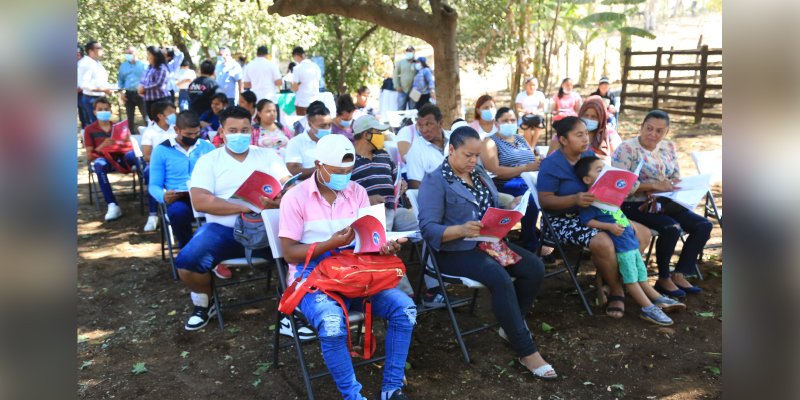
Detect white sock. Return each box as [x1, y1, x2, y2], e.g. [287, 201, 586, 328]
[109, 202, 118, 207]
[148, 213, 157, 217]
[381, 389, 398, 400]
[190, 292, 209, 308]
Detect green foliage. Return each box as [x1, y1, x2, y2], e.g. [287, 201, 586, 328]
[618, 26, 656, 39]
[579, 12, 627, 25]
[131, 362, 148, 375]
[602, 0, 646, 5]
[450, 0, 513, 73]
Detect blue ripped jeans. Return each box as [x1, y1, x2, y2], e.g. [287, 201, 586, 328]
[298, 288, 416, 400]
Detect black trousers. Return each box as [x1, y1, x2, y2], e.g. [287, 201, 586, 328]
[124, 90, 148, 128]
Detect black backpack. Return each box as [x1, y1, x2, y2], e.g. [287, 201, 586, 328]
[233, 212, 269, 265]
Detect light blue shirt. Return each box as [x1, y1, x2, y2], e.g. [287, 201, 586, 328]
[117, 60, 147, 91]
[215, 60, 243, 99]
[148, 137, 215, 203]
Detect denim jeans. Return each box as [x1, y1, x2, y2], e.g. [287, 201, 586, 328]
[78, 93, 91, 128]
[396, 90, 410, 110]
[621, 201, 713, 278]
[124, 90, 148, 128]
[80, 95, 100, 126]
[175, 222, 269, 273]
[498, 177, 540, 251]
[142, 166, 158, 215]
[165, 198, 194, 248]
[435, 242, 544, 358]
[93, 151, 138, 204]
[298, 288, 416, 400]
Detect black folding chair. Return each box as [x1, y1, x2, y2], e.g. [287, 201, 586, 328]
[263, 209, 382, 400]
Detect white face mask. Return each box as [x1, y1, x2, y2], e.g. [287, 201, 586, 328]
[414, 63, 422, 71]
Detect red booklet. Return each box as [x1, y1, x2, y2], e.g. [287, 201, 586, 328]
[587, 162, 642, 212]
[111, 120, 130, 144]
[465, 190, 530, 243]
[351, 204, 417, 253]
[231, 171, 301, 210]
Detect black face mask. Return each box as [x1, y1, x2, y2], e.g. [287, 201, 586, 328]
[180, 135, 199, 146]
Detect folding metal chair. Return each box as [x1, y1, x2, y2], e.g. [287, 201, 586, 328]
[522, 172, 594, 315]
[184, 180, 272, 330]
[262, 209, 378, 400]
[157, 202, 179, 281]
[129, 133, 146, 215]
[692, 150, 723, 227]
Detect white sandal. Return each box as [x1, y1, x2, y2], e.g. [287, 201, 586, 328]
[519, 359, 558, 381]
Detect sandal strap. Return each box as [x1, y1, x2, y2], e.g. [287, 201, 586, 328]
[607, 295, 625, 302]
[532, 363, 555, 377]
[606, 307, 624, 313]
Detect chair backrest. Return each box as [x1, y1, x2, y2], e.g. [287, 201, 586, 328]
[535, 146, 549, 158]
[542, 98, 554, 114]
[406, 189, 420, 219]
[137, 126, 147, 136]
[691, 149, 722, 184]
[521, 172, 541, 209]
[384, 141, 401, 166]
[385, 109, 418, 128]
[185, 179, 206, 219]
[261, 209, 283, 259]
[130, 134, 144, 158]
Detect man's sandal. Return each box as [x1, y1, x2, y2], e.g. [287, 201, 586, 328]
[605, 295, 625, 319]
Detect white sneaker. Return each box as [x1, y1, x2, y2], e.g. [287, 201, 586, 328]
[143, 215, 158, 232]
[104, 203, 123, 221]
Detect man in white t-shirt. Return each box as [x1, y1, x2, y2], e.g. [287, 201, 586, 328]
[284, 101, 331, 179]
[243, 46, 282, 102]
[176, 106, 292, 331]
[405, 104, 450, 189]
[290, 46, 321, 115]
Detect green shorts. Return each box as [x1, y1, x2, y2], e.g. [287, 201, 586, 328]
[617, 249, 647, 284]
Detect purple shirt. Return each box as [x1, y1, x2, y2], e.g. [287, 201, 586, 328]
[140, 64, 170, 101]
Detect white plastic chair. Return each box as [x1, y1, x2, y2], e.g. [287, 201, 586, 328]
[691, 150, 722, 224]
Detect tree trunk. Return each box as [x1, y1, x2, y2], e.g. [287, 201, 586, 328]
[619, 32, 631, 80]
[268, 0, 461, 124]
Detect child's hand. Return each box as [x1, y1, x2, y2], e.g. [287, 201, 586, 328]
[609, 223, 625, 236]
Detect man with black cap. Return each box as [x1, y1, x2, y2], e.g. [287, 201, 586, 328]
[590, 76, 619, 127]
[393, 45, 417, 110]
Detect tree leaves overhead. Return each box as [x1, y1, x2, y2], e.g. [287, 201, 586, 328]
[578, 12, 627, 26]
[618, 26, 656, 39]
[601, 0, 646, 5]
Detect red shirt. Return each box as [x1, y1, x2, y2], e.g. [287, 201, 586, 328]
[83, 121, 113, 158]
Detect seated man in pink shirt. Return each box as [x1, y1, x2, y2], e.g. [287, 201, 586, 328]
[279, 134, 415, 400]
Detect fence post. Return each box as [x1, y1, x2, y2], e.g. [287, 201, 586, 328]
[620, 47, 631, 114]
[694, 45, 709, 124]
[665, 46, 674, 88]
[652, 47, 663, 110]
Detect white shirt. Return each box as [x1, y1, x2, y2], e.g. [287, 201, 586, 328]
[242, 57, 282, 102]
[405, 130, 451, 182]
[292, 59, 321, 107]
[142, 123, 176, 147]
[515, 90, 546, 114]
[395, 124, 421, 146]
[78, 56, 110, 96]
[173, 68, 197, 90]
[190, 146, 290, 227]
[283, 132, 318, 168]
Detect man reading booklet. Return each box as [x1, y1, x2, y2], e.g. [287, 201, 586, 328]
[230, 171, 302, 211]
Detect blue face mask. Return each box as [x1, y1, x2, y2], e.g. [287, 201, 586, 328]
[581, 117, 599, 132]
[166, 113, 176, 125]
[322, 165, 351, 191]
[340, 119, 352, 128]
[123, 54, 134, 62]
[405, 52, 414, 60]
[314, 128, 331, 140]
[225, 133, 251, 154]
[217, 56, 225, 64]
[96, 111, 112, 121]
[480, 109, 495, 122]
[498, 123, 517, 137]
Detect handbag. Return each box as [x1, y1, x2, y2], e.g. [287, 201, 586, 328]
[99, 142, 135, 174]
[477, 241, 522, 267]
[278, 243, 406, 359]
[408, 87, 422, 102]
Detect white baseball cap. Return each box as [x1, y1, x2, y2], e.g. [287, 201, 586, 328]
[315, 134, 356, 168]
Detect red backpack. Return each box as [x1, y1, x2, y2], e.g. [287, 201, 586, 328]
[278, 243, 406, 359]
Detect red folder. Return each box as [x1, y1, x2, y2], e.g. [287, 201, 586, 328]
[351, 214, 387, 254]
[465, 190, 530, 243]
[111, 120, 130, 144]
[231, 171, 300, 210]
[587, 163, 641, 212]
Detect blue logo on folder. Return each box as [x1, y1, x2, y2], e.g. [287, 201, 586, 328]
[262, 184, 274, 195]
[500, 217, 511, 225]
[615, 179, 627, 189]
[372, 232, 380, 245]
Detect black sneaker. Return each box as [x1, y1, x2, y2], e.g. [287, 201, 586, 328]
[376, 390, 408, 400]
[184, 302, 217, 331]
[279, 316, 317, 341]
[422, 287, 446, 308]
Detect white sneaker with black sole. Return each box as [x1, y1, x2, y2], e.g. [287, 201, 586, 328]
[184, 302, 218, 331]
[279, 316, 316, 340]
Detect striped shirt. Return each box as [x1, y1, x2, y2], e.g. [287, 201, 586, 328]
[489, 133, 536, 187]
[140, 64, 170, 101]
[279, 174, 369, 280]
[351, 151, 398, 209]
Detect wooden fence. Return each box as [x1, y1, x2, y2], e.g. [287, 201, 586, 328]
[620, 45, 722, 124]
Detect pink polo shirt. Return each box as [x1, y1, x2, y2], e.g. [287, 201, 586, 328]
[279, 172, 370, 280]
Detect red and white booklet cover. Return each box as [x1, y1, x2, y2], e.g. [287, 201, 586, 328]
[351, 204, 417, 253]
[588, 161, 643, 212]
[392, 173, 403, 211]
[465, 190, 531, 243]
[230, 171, 301, 211]
[111, 120, 130, 144]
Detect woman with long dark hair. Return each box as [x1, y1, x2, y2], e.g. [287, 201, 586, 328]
[550, 78, 582, 123]
[138, 46, 172, 120]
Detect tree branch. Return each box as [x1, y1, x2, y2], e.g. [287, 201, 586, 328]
[269, 0, 434, 40]
[407, 0, 421, 10]
[344, 24, 380, 71]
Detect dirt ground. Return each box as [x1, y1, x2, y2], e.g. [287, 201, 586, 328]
[77, 109, 722, 399]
